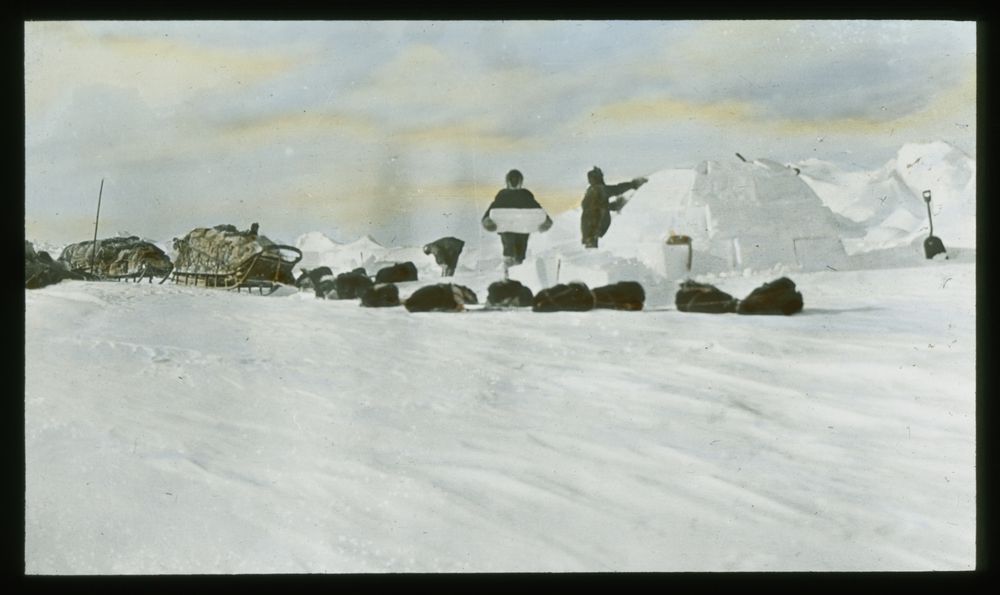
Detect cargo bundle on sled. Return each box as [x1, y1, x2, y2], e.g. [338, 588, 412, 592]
[58, 236, 174, 283]
[56, 179, 174, 283]
[167, 223, 302, 294]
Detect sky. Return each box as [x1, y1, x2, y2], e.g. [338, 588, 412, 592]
[24, 20, 977, 247]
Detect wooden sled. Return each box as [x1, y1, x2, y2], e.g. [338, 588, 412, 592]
[168, 244, 303, 295]
[69, 263, 173, 284]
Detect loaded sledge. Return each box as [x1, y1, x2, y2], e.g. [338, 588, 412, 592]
[167, 224, 302, 294]
[58, 236, 174, 283]
[57, 179, 175, 283]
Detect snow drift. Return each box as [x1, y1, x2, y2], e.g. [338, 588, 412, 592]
[24, 262, 976, 572]
[797, 141, 976, 253]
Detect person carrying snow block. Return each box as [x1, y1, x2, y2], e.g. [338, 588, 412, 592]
[580, 166, 648, 249]
[481, 169, 553, 275]
[375, 262, 418, 284]
[737, 277, 803, 315]
[360, 284, 401, 308]
[329, 268, 373, 300]
[675, 280, 739, 314]
[486, 279, 534, 308]
[423, 237, 465, 277]
[532, 282, 596, 313]
[404, 283, 479, 312]
[592, 281, 645, 311]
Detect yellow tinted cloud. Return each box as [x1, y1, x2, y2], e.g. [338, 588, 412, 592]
[220, 111, 377, 143]
[392, 121, 534, 152]
[586, 50, 975, 142]
[591, 96, 754, 124]
[25, 22, 305, 114]
[350, 42, 541, 112]
[772, 59, 976, 137]
[380, 43, 451, 76]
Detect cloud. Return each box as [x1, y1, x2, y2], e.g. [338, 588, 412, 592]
[391, 120, 538, 152]
[216, 110, 379, 144]
[340, 42, 555, 132]
[586, 96, 755, 126]
[631, 20, 976, 123]
[25, 22, 308, 116]
[738, 53, 976, 144]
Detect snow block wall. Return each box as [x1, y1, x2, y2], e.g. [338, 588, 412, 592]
[691, 158, 848, 272]
[792, 237, 850, 272]
[596, 159, 848, 277]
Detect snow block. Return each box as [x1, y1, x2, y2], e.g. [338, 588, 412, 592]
[486, 279, 534, 308]
[635, 242, 693, 280]
[737, 277, 804, 316]
[375, 262, 418, 284]
[730, 234, 798, 272]
[792, 237, 849, 272]
[360, 283, 401, 308]
[543, 255, 611, 289]
[487, 208, 549, 234]
[505, 257, 562, 292]
[592, 281, 645, 311]
[675, 280, 738, 314]
[532, 282, 596, 313]
[405, 283, 479, 312]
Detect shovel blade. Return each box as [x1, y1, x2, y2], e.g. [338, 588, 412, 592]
[924, 235, 948, 260]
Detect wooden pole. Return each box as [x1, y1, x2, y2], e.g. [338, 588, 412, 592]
[91, 178, 104, 275]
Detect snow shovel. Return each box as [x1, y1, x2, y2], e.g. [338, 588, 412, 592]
[922, 190, 947, 260]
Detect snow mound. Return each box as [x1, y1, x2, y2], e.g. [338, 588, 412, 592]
[295, 233, 444, 281]
[295, 231, 341, 254]
[895, 141, 976, 248]
[797, 142, 975, 251]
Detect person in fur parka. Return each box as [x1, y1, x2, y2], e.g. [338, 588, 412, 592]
[481, 169, 553, 272]
[579, 166, 647, 248]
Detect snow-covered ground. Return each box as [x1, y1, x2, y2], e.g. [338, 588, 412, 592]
[25, 141, 976, 573]
[25, 258, 975, 573]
